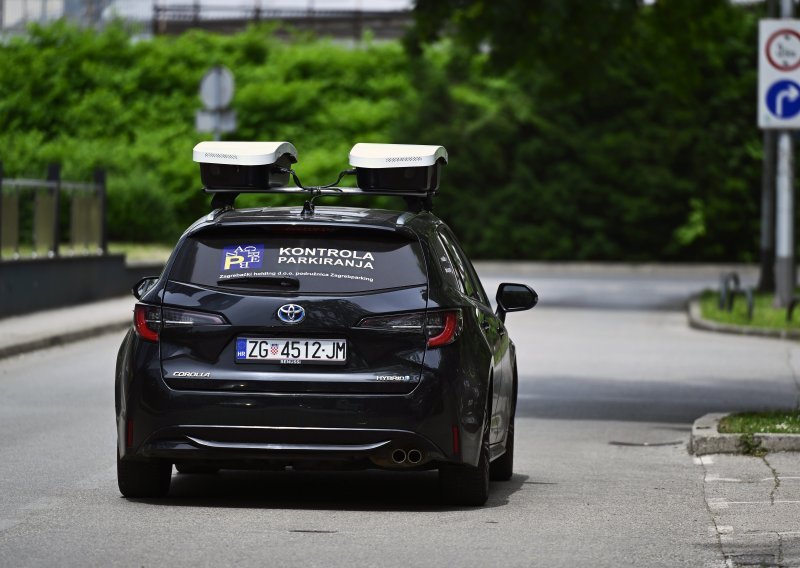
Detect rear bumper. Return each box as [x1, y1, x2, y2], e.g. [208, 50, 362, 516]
[138, 425, 446, 469]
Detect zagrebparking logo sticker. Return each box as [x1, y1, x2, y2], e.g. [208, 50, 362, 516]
[221, 244, 264, 271]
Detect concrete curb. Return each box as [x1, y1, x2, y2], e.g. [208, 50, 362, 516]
[687, 298, 800, 340]
[691, 412, 800, 455]
[0, 320, 130, 360]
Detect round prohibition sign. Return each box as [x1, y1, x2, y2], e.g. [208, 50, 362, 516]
[766, 28, 800, 71]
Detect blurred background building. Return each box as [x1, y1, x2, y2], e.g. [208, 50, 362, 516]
[0, 0, 413, 38]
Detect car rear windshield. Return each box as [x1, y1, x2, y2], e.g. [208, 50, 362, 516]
[168, 227, 428, 294]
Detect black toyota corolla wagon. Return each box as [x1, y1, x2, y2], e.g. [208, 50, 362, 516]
[115, 142, 537, 506]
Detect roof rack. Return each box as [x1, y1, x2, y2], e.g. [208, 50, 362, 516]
[193, 141, 447, 215]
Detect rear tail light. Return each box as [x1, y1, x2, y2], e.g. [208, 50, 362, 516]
[356, 312, 426, 331]
[162, 307, 227, 327]
[425, 310, 461, 347]
[133, 304, 227, 342]
[357, 309, 461, 348]
[134, 304, 160, 342]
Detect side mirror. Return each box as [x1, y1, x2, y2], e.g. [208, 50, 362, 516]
[496, 283, 538, 322]
[132, 276, 159, 300]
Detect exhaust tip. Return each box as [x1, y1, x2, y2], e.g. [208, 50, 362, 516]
[391, 449, 407, 464]
[407, 449, 423, 464]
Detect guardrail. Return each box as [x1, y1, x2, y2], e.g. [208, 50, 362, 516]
[0, 163, 107, 260]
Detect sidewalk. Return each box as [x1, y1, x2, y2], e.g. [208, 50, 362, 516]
[0, 296, 135, 359]
[696, 453, 800, 567]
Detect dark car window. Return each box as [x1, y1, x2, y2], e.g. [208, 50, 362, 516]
[169, 227, 427, 294]
[431, 233, 463, 292]
[439, 227, 489, 306]
[438, 229, 473, 297]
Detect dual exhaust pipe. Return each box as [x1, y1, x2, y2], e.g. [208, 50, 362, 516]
[391, 448, 423, 465]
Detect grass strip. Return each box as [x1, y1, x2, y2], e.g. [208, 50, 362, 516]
[698, 290, 800, 331]
[718, 411, 800, 434]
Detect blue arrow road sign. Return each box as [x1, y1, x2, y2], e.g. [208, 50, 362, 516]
[767, 79, 800, 118]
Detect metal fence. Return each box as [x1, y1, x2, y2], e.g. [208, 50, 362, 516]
[0, 163, 107, 260]
[151, 2, 412, 39]
[1, 0, 412, 36]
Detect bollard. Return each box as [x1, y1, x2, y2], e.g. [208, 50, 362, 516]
[94, 168, 107, 255]
[730, 287, 755, 322]
[0, 161, 3, 260]
[787, 296, 800, 322]
[47, 163, 61, 257]
[719, 272, 741, 311]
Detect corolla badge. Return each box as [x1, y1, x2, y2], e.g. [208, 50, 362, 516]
[277, 304, 305, 324]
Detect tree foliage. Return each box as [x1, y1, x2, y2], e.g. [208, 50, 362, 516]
[405, 0, 762, 260]
[0, 22, 410, 242]
[0, 6, 766, 260]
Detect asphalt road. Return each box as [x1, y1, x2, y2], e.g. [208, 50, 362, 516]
[0, 269, 797, 567]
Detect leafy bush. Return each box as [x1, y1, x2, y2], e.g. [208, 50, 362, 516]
[0, 9, 772, 260]
[0, 22, 410, 241]
[402, 0, 765, 261]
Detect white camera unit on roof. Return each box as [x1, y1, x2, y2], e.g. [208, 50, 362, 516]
[349, 143, 448, 194]
[193, 141, 297, 167]
[193, 141, 298, 192]
[349, 143, 448, 169]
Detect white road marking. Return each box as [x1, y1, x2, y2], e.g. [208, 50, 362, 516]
[694, 456, 715, 465]
[705, 475, 743, 483]
[707, 498, 729, 509]
[724, 500, 800, 505]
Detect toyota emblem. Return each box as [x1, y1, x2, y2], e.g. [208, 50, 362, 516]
[277, 304, 305, 324]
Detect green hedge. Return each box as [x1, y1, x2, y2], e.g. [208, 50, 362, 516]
[0, 22, 410, 242]
[0, 10, 769, 260]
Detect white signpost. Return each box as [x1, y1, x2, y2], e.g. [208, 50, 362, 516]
[759, 21, 800, 128]
[760, 16, 800, 306]
[196, 65, 237, 141]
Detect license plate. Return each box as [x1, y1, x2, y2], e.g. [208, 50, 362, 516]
[235, 338, 347, 364]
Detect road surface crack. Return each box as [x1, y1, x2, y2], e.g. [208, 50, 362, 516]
[698, 457, 726, 562]
[776, 531, 785, 567]
[761, 456, 781, 506]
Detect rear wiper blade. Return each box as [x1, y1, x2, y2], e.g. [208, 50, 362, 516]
[217, 276, 300, 289]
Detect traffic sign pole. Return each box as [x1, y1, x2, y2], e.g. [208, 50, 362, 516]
[775, 0, 796, 306]
[776, 132, 795, 305]
[759, 7, 799, 305]
[759, 0, 779, 294]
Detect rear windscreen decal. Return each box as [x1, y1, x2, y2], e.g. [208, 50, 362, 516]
[221, 244, 264, 271]
[178, 234, 426, 293]
[277, 247, 374, 270]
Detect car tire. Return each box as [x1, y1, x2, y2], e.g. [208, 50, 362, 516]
[490, 419, 514, 481]
[117, 452, 171, 498]
[175, 463, 219, 475]
[439, 420, 490, 507]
